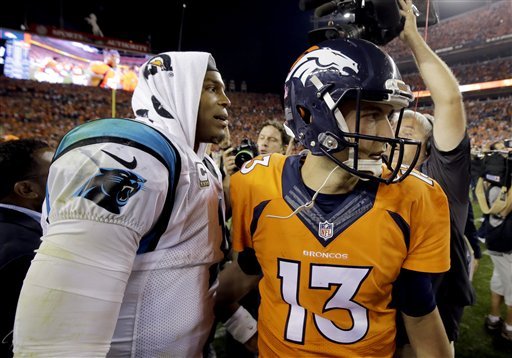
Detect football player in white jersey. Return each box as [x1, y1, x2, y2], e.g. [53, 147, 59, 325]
[13, 51, 247, 357]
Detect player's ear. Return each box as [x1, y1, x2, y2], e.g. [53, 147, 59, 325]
[13, 180, 39, 199]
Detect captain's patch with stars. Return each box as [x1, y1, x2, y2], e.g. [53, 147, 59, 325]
[196, 162, 210, 188]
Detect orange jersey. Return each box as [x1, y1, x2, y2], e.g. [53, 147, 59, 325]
[230, 153, 450, 357]
[88, 62, 115, 87]
[121, 70, 138, 91]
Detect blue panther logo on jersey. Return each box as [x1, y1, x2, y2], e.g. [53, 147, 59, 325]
[74, 168, 146, 214]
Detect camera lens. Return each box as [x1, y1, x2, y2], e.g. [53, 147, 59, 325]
[235, 150, 255, 169]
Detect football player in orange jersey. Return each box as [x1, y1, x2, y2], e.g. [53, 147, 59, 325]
[88, 49, 120, 88]
[121, 65, 139, 91]
[218, 26, 453, 358]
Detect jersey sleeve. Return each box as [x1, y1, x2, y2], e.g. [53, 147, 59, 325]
[401, 174, 451, 274]
[14, 220, 140, 356]
[45, 142, 169, 235]
[230, 169, 256, 253]
[230, 154, 283, 253]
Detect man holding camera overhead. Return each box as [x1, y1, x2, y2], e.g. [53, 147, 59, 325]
[391, 0, 474, 353]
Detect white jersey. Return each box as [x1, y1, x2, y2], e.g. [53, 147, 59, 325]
[14, 53, 225, 357]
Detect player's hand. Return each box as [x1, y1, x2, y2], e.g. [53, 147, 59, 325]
[398, 0, 420, 44]
[223, 147, 238, 176]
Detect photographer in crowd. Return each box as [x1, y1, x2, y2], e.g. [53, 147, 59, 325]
[220, 122, 286, 212]
[476, 140, 512, 341]
[256, 120, 289, 155]
[222, 120, 288, 179]
[220, 121, 289, 357]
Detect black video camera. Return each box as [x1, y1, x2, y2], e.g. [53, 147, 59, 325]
[233, 138, 259, 170]
[300, 0, 439, 46]
[479, 149, 512, 188]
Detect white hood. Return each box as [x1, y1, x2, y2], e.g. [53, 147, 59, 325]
[132, 52, 211, 158]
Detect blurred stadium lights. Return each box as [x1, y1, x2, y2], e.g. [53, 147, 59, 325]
[415, 78, 512, 98]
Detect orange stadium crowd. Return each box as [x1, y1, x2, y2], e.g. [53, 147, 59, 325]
[0, 76, 286, 150]
[383, 0, 511, 60]
[1, 75, 510, 153]
[402, 57, 512, 91]
[1, 0, 511, 152]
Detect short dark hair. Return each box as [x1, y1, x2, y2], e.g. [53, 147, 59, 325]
[0, 139, 50, 199]
[259, 120, 289, 147]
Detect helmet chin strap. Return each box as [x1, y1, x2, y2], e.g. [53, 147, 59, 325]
[342, 148, 383, 180]
[318, 132, 383, 180]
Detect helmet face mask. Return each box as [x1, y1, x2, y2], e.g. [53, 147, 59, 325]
[284, 38, 421, 184]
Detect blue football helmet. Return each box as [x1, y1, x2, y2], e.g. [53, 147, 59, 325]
[284, 37, 421, 183]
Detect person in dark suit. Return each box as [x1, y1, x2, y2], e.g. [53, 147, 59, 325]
[0, 139, 52, 357]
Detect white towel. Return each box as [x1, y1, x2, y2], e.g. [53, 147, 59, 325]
[132, 51, 213, 159]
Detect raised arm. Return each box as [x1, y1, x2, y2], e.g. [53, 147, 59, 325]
[399, 0, 466, 151]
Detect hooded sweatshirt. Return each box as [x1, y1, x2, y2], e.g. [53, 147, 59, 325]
[13, 52, 225, 357]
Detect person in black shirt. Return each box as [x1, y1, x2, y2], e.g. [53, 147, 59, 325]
[0, 139, 52, 358]
[392, 0, 474, 353]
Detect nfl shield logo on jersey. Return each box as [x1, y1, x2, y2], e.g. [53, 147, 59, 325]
[318, 221, 334, 240]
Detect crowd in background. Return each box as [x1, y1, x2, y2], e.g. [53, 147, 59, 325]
[0, 76, 284, 149]
[402, 57, 512, 90]
[0, 77, 132, 147]
[1, 75, 510, 152]
[416, 96, 511, 150]
[2, 0, 510, 151]
[383, 0, 511, 60]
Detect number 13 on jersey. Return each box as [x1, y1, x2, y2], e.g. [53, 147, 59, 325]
[278, 259, 372, 344]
